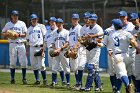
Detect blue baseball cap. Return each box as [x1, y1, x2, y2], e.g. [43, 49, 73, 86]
[72, 13, 79, 19]
[44, 19, 48, 23]
[118, 11, 127, 17]
[83, 12, 90, 18]
[11, 10, 19, 15]
[130, 13, 139, 20]
[56, 18, 64, 23]
[89, 13, 98, 20]
[49, 17, 56, 21]
[30, 14, 38, 19]
[112, 19, 123, 28]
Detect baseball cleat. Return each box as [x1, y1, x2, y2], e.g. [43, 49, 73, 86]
[10, 79, 15, 84]
[74, 84, 82, 90]
[50, 82, 56, 87]
[66, 83, 70, 89]
[34, 81, 40, 85]
[95, 86, 103, 92]
[43, 80, 47, 86]
[62, 81, 66, 86]
[80, 87, 91, 91]
[22, 79, 28, 84]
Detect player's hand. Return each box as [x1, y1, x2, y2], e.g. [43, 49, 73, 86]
[13, 33, 19, 38]
[84, 34, 91, 39]
[108, 50, 113, 56]
[55, 48, 61, 54]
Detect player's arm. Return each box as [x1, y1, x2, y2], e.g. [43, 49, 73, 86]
[26, 39, 30, 55]
[130, 37, 140, 52]
[1, 31, 9, 37]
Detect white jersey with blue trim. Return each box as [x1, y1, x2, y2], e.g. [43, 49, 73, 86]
[109, 29, 133, 54]
[69, 24, 82, 48]
[26, 23, 46, 46]
[2, 20, 27, 42]
[122, 22, 135, 33]
[45, 27, 57, 48]
[52, 28, 69, 49]
[132, 27, 140, 45]
[86, 24, 103, 42]
[80, 24, 89, 36]
[103, 26, 115, 50]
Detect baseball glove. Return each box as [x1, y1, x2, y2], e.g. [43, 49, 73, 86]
[49, 49, 59, 57]
[78, 36, 90, 47]
[34, 49, 43, 57]
[86, 42, 97, 51]
[7, 30, 18, 39]
[64, 48, 78, 59]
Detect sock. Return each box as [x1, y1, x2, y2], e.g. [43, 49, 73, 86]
[116, 78, 122, 91]
[94, 71, 102, 88]
[110, 75, 116, 88]
[59, 71, 64, 82]
[78, 70, 83, 85]
[41, 70, 47, 80]
[121, 76, 129, 87]
[52, 73, 57, 83]
[128, 76, 132, 84]
[10, 68, 15, 80]
[131, 75, 136, 87]
[75, 72, 79, 84]
[33, 70, 40, 81]
[22, 68, 26, 80]
[65, 73, 70, 84]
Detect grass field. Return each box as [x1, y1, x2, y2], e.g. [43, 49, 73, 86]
[0, 72, 125, 93]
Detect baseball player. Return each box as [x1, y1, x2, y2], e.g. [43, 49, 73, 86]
[80, 13, 103, 91]
[2, 10, 28, 84]
[79, 12, 103, 91]
[98, 19, 140, 93]
[26, 14, 47, 85]
[44, 17, 65, 86]
[51, 18, 70, 88]
[104, 25, 117, 92]
[68, 13, 85, 89]
[130, 13, 140, 92]
[116, 11, 136, 92]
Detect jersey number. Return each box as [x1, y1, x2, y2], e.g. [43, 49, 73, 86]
[114, 37, 120, 46]
[38, 34, 40, 38]
[73, 37, 76, 41]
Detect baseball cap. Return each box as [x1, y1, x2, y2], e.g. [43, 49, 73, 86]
[89, 13, 98, 20]
[130, 13, 139, 20]
[49, 17, 56, 21]
[11, 10, 19, 15]
[118, 11, 127, 17]
[44, 19, 48, 23]
[72, 13, 79, 19]
[30, 14, 38, 20]
[83, 12, 91, 18]
[56, 18, 64, 23]
[112, 19, 123, 28]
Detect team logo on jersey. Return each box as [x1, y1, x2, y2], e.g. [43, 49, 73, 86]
[54, 37, 65, 41]
[47, 35, 51, 39]
[29, 30, 40, 35]
[69, 32, 75, 36]
[10, 27, 21, 31]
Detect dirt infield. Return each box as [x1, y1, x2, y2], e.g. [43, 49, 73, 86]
[0, 90, 15, 93]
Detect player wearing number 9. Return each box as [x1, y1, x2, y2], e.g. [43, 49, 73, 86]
[26, 14, 47, 85]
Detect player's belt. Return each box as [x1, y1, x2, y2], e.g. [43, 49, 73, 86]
[115, 52, 126, 55]
[10, 42, 24, 44]
[34, 44, 43, 47]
